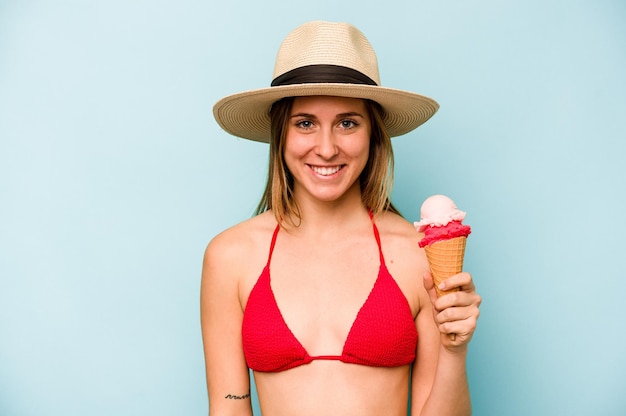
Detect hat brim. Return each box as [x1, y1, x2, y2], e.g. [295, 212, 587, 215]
[213, 83, 439, 143]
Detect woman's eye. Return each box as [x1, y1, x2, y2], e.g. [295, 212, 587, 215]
[340, 119, 358, 129]
[296, 120, 313, 129]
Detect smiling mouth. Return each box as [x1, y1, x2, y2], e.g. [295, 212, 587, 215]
[309, 165, 343, 176]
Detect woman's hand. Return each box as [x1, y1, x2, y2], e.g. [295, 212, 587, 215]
[423, 271, 481, 350]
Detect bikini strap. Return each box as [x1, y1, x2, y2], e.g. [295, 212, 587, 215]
[267, 223, 281, 265]
[368, 211, 385, 264]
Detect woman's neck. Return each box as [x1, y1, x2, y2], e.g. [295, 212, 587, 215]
[284, 186, 370, 234]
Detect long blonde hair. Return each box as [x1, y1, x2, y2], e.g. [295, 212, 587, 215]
[255, 97, 400, 225]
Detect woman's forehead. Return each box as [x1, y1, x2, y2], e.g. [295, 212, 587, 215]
[291, 96, 368, 115]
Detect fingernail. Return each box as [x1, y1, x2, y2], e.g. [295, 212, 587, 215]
[438, 282, 445, 290]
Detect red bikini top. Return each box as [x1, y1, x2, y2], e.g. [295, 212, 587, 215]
[241, 217, 418, 372]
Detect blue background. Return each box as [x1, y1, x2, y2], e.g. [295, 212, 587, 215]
[1, 1, 625, 415]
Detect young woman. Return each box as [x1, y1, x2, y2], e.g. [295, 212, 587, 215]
[202, 21, 481, 416]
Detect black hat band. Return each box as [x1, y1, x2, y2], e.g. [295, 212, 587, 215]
[271, 64, 378, 87]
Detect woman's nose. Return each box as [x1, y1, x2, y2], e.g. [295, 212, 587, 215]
[315, 128, 339, 159]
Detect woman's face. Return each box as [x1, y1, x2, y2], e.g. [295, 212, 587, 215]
[283, 96, 371, 204]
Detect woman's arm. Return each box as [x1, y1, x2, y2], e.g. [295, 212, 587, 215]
[411, 271, 481, 416]
[200, 231, 254, 416]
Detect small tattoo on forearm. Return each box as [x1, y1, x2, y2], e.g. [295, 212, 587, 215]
[225, 392, 250, 400]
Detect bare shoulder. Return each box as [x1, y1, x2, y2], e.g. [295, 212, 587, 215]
[203, 211, 278, 286]
[374, 210, 423, 254]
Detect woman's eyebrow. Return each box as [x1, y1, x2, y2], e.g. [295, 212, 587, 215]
[289, 112, 365, 119]
[290, 112, 316, 119]
[336, 112, 365, 119]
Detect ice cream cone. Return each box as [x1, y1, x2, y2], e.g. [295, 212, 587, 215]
[424, 236, 466, 297]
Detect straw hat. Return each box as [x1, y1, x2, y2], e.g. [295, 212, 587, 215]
[213, 21, 439, 143]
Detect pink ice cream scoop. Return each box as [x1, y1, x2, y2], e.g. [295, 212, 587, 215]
[414, 194, 471, 247]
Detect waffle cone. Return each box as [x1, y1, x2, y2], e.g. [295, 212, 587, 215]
[424, 236, 466, 297]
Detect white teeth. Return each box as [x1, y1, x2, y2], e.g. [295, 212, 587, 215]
[311, 165, 341, 176]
